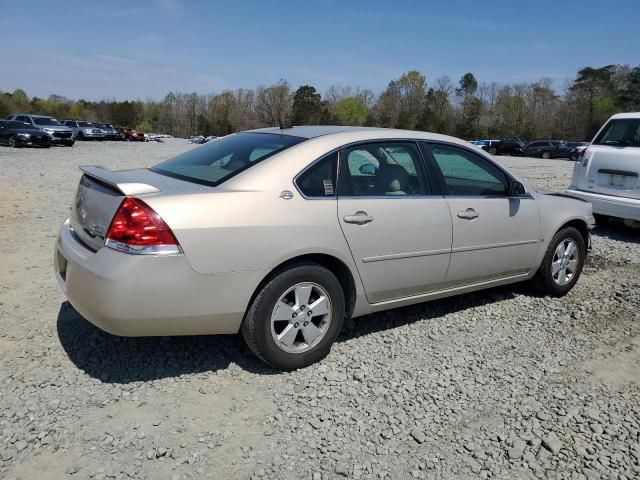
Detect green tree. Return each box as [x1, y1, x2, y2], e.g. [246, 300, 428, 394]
[335, 97, 367, 126]
[618, 66, 640, 110]
[456, 73, 481, 138]
[134, 120, 152, 133]
[569, 65, 615, 136]
[291, 85, 322, 125]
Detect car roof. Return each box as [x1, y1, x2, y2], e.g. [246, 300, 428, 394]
[246, 125, 469, 144]
[610, 112, 640, 119]
[246, 125, 384, 139]
[12, 113, 53, 118]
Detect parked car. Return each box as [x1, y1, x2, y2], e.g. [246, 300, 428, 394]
[93, 123, 121, 141]
[7, 114, 74, 146]
[0, 120, 51, 148]
[55, 126, 594, 369]
[484, 137, 526, 156]
[189, 135, 207, 144]
[61, 120, 105, 141]
[566, 112, 640, 225]
[566, 142, 589, 161]
[118, 127, 145, 142]
[522, 140, 577, 159]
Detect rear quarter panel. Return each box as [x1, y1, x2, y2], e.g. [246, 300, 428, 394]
[531, 192, 593, 270]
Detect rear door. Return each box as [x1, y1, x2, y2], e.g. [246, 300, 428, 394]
[337, 141, 452, 303]
[424, 143, 541, 286]
[575, 117, 640, 200]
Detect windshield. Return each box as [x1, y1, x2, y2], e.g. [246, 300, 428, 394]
[3, 121, 38, 130]
[594, 118, 640, 147]
[78, 121, 92, 127]
[151, 132, 306, 186]
[33, 117, 61, 126]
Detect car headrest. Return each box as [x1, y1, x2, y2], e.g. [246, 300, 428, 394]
[375, 164, 409, 195]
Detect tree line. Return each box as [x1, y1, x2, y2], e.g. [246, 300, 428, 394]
[1, 64, 638, 141]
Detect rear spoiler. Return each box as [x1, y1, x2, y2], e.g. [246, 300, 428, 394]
[79, 165, 160, 196]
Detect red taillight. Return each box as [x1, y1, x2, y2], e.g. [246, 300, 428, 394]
[578, 148, 588, 164]
[106, 197, 180, 254]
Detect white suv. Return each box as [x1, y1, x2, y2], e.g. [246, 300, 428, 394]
[566, 112, 640, 225]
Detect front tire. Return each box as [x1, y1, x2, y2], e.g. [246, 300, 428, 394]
[488, 147, 497, 155]
[241, 263, 345, 370]
[532, 227, 585, 297]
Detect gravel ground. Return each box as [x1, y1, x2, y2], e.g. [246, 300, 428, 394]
[0, 140, 638, 480]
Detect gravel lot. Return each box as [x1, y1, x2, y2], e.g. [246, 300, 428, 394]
[1, 140, 638, 480]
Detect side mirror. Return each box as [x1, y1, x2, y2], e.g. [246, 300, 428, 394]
[508, 180, 526, 196]
[359, 163, 377, 175]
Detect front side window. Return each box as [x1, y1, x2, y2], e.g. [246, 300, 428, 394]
[340, 142, 428, 196]
[430, 144, 508, 196]
[151, 132, 306, 186]
[296, 151, 338, 197]
[593, 118, 640, 147]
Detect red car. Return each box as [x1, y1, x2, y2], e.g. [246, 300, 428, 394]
[117, 127, 145, 142]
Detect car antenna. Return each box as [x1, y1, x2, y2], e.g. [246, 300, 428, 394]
[278, 118, 293, 129]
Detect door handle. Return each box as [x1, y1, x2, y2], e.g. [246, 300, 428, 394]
[457, 208, 479, 220]
[343, 211, 374, 225]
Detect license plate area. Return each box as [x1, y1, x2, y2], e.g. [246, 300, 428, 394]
[609, 174, 625, 187]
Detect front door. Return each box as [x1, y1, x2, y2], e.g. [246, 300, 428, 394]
[426, 143, 541, 286]
[337, 141, 452, 303]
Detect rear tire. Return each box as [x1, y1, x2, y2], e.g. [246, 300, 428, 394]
[241, 262, 345, 370]
[532, 227, 585, 297]
[488, 147, 497, 155]
[542, 151, 551, 159]
[8, 136, 18, 148]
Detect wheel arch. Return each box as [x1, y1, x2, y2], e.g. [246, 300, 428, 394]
[557, 218, 589, 249]
[245, 253, 358, 325]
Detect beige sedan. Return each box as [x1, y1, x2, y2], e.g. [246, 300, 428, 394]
[55, 126, 594, 369]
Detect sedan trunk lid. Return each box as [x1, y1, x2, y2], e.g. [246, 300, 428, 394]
[70, 166, 207, 252]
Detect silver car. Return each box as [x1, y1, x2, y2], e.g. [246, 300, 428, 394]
[55, 126, 594, 369]
[62, 120, 106, 140]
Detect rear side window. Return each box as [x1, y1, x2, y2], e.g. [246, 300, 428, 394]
[296, 151, 338, 197]
[594, 118, 640, 147]
[151, 132, 306, 186]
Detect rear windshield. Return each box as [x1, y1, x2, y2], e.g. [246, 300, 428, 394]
[151, 132, 306, 186]
[33, 117, 61, 126]
[594, 118, 640, 147]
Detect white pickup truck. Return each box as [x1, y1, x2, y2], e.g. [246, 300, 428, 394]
[566, 112, 640, 226]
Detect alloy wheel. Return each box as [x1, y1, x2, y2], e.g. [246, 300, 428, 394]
[270, 282, 332, 354]
[9, 137, 16, 148]
[551, 239, 579, 286]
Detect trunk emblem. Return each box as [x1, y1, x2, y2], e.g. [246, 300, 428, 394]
[279, 190, 294, 200]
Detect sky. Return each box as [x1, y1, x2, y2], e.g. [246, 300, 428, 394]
[1, 0, 638, 101]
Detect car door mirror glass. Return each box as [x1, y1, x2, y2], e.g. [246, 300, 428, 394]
[509, 180, 526, 196]
[358, 163, 377, 175]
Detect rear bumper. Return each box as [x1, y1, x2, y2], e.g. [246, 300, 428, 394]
[54, 220, 260, 336]
[565, 187, 640, 221]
